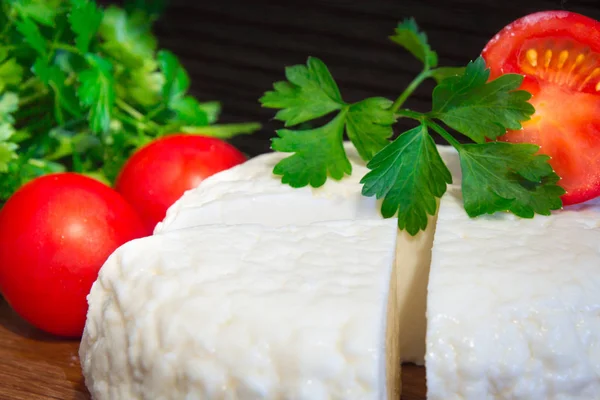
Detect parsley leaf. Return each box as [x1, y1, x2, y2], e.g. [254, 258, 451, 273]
[69, 0, 103, 53]
[430, 66, 466, 83]
[33, 58, 81, 122]
[261, 57, 343, 126]
[458, 142, 564, 218]
[346, 97, 395, 161]
[169, 96, 209, 126]
[98, 6, 156, 67]
[15, 17, 47, 55]
[0, 52, 23, 92]
[11, 0, 61, 27]
[195, 101, 220, 125]
[260, 57, 395, 178]
[0, 92, 19, 173]
[158, 49, 190, 106]
[431, 57, 534, 143]
[390, 18, 437, 69]
[272, 111, 351, 188]
[361, 124, 452, 235]
[78, 55, 115, 133]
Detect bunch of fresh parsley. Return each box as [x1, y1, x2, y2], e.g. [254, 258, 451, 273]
[0, 0, 259, 202]
[260, 18, 565, 235]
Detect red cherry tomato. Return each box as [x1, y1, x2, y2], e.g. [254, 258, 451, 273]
[0, 173, 145, 337]
[115, 134, 247, 233]
[483, 11, 600, 205]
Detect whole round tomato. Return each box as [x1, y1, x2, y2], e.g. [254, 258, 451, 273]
[115, 134, 247, 233]
[0, 173, 145, 337]
[483, 11, 600, 205]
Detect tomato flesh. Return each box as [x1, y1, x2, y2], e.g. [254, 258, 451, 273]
[483, 11, 600, 205]
[0, 173, 145, 337]
[116, 134, 247, 233]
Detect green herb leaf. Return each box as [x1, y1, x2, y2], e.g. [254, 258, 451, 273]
[260, 57, 344, 126]
[0, 92, 20, 173]
[78, 55, 115, 133]
[69, 0, 103, 53]
[458, 142, 564, 218]
[123, 64, 164, 107]
[430, 66, 466, 83]
[169, 96, 209, 126]
[390, 18, 438, 68]
[33, 58, 81, 121]
[346, 97, 395, 161]
[0, 54, 23, 92]
[0, 142, 18, 172]
[432, 57, 534, 143]
[11, 0, 61, 27]
[15, 17, 47, 55]
[158, 49, 189, 106]
[196, 101, 220, 124]
[272, 112, 351, 188]
[361, 124, 452, 235]
[261, 57, 395, 164]
[98, 6, 156, 67]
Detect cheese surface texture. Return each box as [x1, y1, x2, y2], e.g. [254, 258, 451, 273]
[427, 187, 600, 400]
[80, 221, 399, 399]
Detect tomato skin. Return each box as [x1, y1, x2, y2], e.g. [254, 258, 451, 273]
[0, 173, 145, 338]
[482, 11, 600, 206]
[115, 134, 247, 233]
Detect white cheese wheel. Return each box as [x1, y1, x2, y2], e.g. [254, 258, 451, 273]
[81, 144, 463, 399]
[80, 220, 400, 399]
[426, 186, 600, 399]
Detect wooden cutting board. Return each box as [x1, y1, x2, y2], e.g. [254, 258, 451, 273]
[0, 299, 426, 399]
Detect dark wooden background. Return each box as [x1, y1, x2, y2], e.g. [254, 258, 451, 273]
[146, 0, 600, 155]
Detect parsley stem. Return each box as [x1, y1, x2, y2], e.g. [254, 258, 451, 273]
[390, 68, 432, 113]
[18, 89, 49, 107]
[395, 108, 424, 121]
[424, 119, 462, 149]
[116, 99, 160, 131]
[52, 43, 83, 56]
[19, 77, 38, 92]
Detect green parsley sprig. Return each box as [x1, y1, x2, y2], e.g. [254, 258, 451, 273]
[0, 0, 260, 202]
[260, 18, 564, 235]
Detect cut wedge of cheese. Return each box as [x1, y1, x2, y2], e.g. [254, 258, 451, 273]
[426, 186, 600, 399]
[80, 220, 401, 399]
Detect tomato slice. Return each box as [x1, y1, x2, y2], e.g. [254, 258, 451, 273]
[483, 11, 600, 205]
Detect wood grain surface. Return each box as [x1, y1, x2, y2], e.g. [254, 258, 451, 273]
[0, 298, 426, 399]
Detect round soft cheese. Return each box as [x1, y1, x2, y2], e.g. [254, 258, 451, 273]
[80, 145, 461, 399]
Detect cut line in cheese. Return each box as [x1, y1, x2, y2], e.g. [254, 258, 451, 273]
[80, 220, 401, 399]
